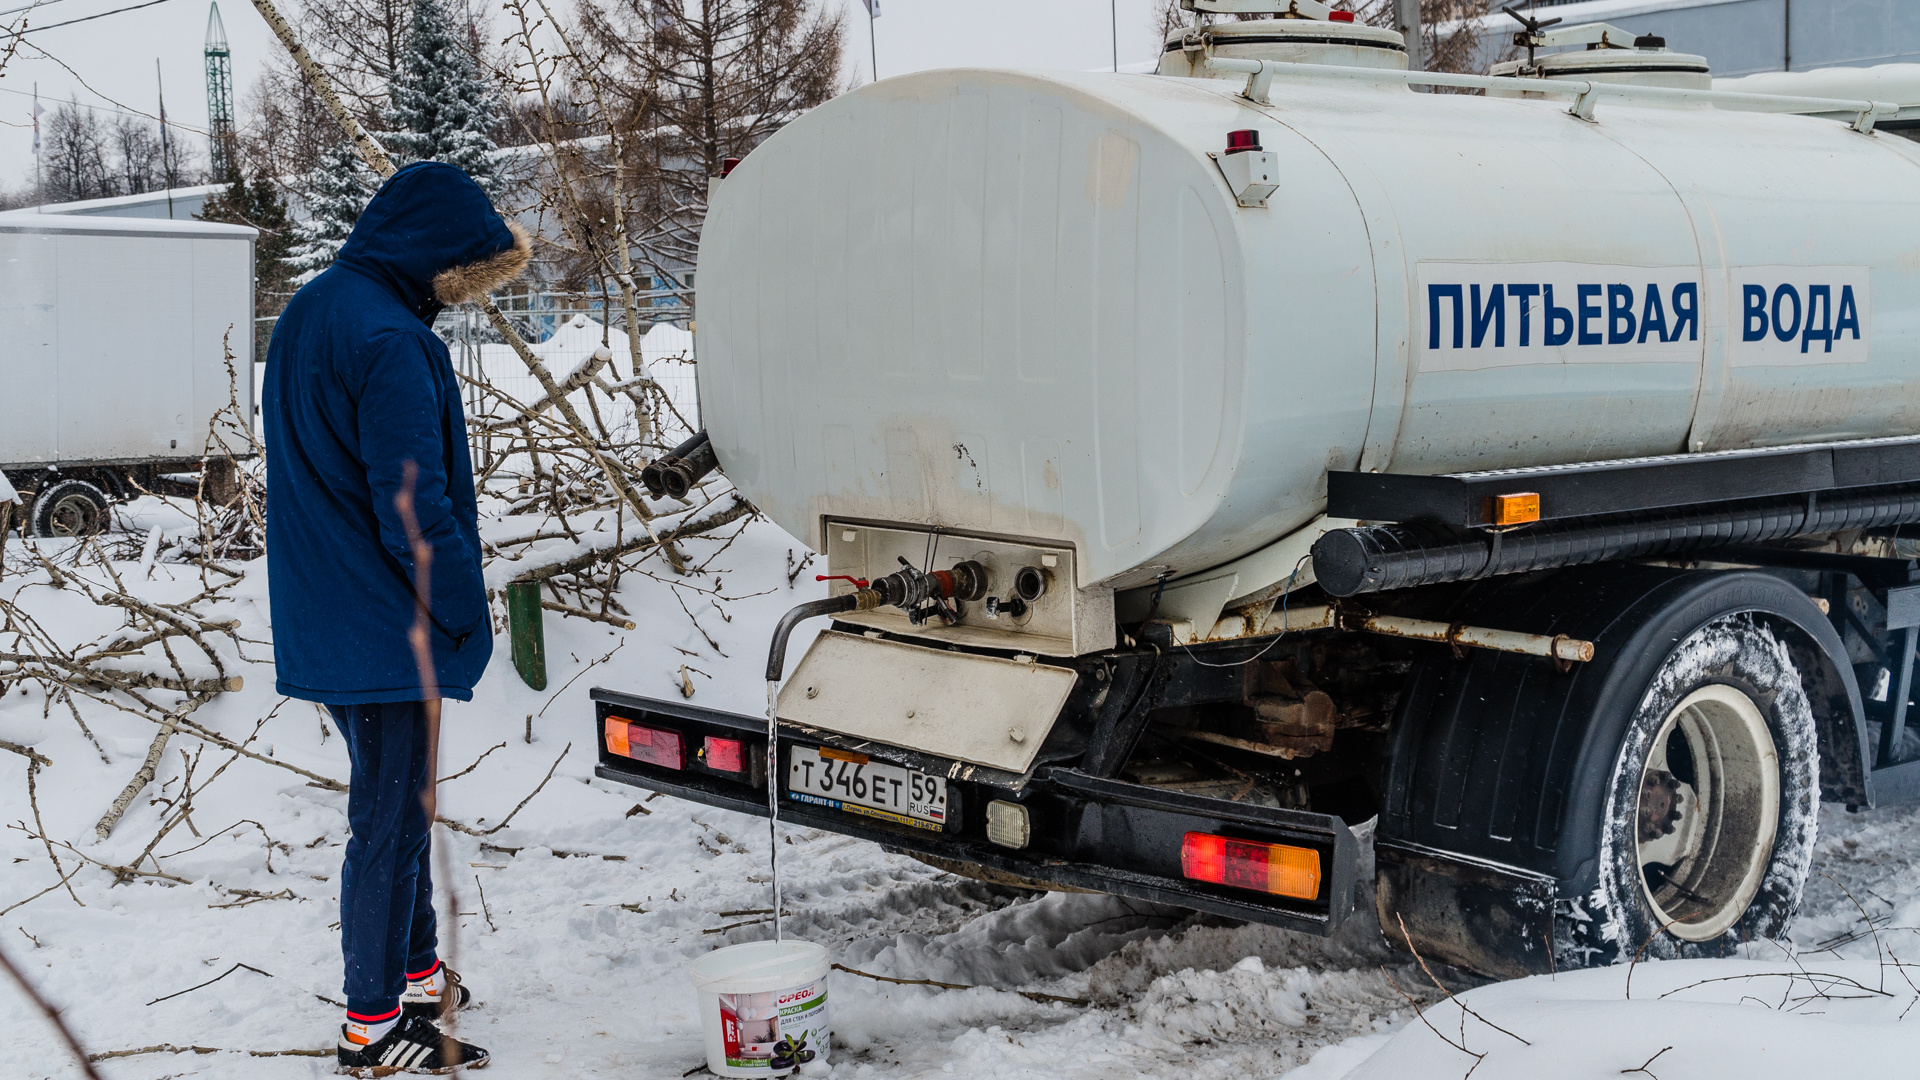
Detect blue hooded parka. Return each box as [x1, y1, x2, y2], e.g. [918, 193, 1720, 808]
[264, 162, 526, 703]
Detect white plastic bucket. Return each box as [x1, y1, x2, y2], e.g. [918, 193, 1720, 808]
[690, 940, 832, 1077]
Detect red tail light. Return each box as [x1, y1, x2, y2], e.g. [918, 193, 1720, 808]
[605, 717, 685, 770]
[1181, 832, 1321, 900]
[703, 735, 745, 774]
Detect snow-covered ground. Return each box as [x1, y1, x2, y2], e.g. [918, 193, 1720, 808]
[6, 507, 1920, 1079]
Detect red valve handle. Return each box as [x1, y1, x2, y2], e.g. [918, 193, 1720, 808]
[816, 574, 870, 588]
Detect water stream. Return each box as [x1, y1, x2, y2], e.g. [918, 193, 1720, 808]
[766, 678, 784, 943]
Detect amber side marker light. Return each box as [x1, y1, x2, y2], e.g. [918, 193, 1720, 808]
[1490, 491, 1541, 526]
[1180, 832, 1321, 900]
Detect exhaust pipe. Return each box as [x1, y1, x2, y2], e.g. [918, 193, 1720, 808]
[1311, 482, 1920, 596]
[641, 431, 717, 498]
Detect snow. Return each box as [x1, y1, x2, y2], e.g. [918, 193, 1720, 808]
[474, 314, 698, 428]
[7, 511, 1920, 1079]
[1348, 957, 1920, 1078]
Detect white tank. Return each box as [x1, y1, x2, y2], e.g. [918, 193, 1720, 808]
[1714, 63, 1920, 127]
[696, 61, 1920, 593]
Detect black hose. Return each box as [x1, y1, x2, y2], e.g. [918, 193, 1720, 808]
[1312, 481, 1920, 596]
[641, 430, 711, 498]
[661, 439, 719, 499]
[765, 594, 861, 681]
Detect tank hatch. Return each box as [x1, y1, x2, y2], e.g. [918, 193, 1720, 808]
[1158, 0, 1409, 78]
[1491, 14, 1711, 93]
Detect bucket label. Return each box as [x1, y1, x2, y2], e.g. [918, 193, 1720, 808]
[718, 978, 829, 1074]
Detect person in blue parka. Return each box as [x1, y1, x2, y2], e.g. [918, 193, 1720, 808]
[264, 161, 527, 1075]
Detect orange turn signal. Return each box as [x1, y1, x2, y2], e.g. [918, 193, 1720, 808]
[1489, 492, 1541, 526]
[1180, 832, 1321, 900]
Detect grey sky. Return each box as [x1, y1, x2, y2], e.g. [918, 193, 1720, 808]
[0, 0, 1171, 197]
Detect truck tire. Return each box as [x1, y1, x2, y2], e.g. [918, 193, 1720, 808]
[1569, 614, 1818, 965]
[30, 479, 111, 538]
[1377, 566, 1842, 976]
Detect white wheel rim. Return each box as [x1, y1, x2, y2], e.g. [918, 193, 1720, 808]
[1635, 683, 1780, 942]
[49, 494, 102, 536]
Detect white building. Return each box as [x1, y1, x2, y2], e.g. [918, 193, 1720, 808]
[1469, 0, 1919, 77]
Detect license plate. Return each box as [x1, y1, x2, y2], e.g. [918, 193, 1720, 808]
[786, 745, 947, 831]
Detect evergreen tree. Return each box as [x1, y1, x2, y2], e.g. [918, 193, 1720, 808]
[387, 0, 500, 189]
[287, 140, 378, 284]
[198, 171, 299, 356]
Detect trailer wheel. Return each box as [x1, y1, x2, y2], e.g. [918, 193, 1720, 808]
[1572, 614, 1818, 963]
[30, 480, 111, 538]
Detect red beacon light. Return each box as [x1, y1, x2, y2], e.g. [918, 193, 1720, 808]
[1225, 129, 1262, 155]
[721, 157, 742, 177]
[1328, 9, 1355, 22]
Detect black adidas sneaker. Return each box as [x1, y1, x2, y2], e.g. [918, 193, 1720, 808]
[336, 1014, 490, 1076]
[401, 963, 472, 1021]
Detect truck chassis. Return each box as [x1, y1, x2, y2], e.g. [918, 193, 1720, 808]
[593, 434, 1920, 976]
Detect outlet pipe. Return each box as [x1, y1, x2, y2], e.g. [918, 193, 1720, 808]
[766, 594, 868, 681]
[641, 430, 714, 498]
[659, 439, 719, 499]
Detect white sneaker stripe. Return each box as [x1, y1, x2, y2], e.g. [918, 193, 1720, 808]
[380, 1041, 405, 1066]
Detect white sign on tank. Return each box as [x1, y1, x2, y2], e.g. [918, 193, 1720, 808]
[1729, 267, 1870, 366]
[1417, 262, 1702, 372]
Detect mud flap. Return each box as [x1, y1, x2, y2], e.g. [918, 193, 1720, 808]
[776, 630, 1080, 773]
[1375, 839, 1557, 979]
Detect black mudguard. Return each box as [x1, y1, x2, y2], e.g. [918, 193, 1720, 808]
[1375, 564, 1864, 977]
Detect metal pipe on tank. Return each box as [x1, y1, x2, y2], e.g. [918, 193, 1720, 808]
[1343, 610, 1594, 663]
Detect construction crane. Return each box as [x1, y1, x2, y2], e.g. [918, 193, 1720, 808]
[205, 2, 236, 183]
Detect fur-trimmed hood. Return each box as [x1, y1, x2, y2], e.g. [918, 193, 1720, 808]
[335, 161, 529, 323]
[434, 220, 531, 306]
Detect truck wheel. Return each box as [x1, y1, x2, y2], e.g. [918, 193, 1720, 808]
[1378, 566, 1844, 977]
[1570, 614, 1818, 964]
[31, 480, 112, 538]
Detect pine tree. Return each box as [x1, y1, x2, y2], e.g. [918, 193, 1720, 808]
[198, 171, 298, 356]
[387, 0, 500, 189]
[287, 140, 378, 284]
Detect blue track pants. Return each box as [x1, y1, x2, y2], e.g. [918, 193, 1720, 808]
[330, 701, 439, 1021]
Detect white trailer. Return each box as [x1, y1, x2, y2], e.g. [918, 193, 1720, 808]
[0, 211, 255, 536]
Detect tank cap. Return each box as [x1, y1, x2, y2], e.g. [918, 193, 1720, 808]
[1634, 34, 1666, 49]
[1225, 129, 1262, 154]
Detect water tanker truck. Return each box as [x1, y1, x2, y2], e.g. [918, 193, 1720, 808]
[592, 2, 1920, 976]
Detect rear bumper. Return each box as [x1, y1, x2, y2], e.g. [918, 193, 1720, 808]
[590, 688, 1360, 934]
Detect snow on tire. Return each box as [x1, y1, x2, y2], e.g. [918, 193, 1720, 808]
[1563, 613, 1819, 966]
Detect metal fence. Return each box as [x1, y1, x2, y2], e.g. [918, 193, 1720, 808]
[443, 297, 700, 456]
[258, 288, 702, 454]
